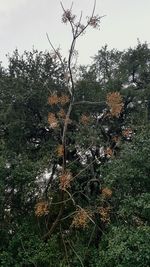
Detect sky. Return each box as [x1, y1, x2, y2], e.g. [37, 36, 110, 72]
[0, 0, 150, 66]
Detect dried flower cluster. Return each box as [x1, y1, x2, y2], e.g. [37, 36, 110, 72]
[35, 201, 49, 217]
[48, 113, 58, 128]
[59, 170, 73, 190]
[80, 114, 90, 125]
[88, 15, 102, 29]
[72, 208, 92, 228]
[102, 187, 112, 198]
[106, 92, 124, 117]
[62, 10, 76, 24]
[48, 94, 70, 106]
[56, 144, 64, 157]
[48, 94, 59, 105]
[112, 135, 120, 143]
[57, 108, 66, 119]
[105, 147, 113, 158]
[60, 95, 70, 105]
[122, 128, 133, 138]
[98, 206, 111, 223]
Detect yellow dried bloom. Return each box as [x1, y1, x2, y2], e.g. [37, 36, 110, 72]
[48, 94, 59, 105]
[72, 208, 92, 228]
[106, 92, 124, 117]
[35, 201, 49, 217]
[56, 144, 64, 157]
[80, 114, 90, 125]
[57, 108, 66, 119]
[59, 95, 70, 105]
[102, 187, 112, 198]
[105, 147, 113, 158]
[122, 128, 133, 138]
[112, 135, 120, 143]
[59, 170, 73, 190]
[48, 113, 58, 128]
[98, 206, 111, 223]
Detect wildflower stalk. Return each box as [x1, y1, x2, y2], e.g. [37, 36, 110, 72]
[44, 0, 104, 239]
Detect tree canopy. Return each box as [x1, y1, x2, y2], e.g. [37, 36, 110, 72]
[0, 3, 150, 267]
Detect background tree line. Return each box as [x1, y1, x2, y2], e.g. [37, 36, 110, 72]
[0, 5, 150, 266]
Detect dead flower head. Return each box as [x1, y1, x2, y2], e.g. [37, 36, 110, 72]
[88, 15, 102, 29]
[102, 187, 112, 198]
[80, 114, 90, 125]
[59, 94, 70, 105]
[62, 10, 76, 24]
[106, 92, 124, 117]
[72, 208, 92, 228]
[48, 113, 58, 129]
[98, 206, 111, 223]
[105, 147, 113, 158]
[56, 144, 64, 157]
[59, 170, 73, 190]
[122, 128, 133, 138]
[57, 108, 66, 119]
[48, 94, 59, 105]
[35, 201, 49, 217]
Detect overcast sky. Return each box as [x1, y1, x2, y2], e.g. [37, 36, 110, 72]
[0, 0, 150, 66]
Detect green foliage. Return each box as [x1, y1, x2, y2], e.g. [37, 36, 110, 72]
[0, 232, 62, 267]
[1, 42, 150, 266]
[95, 226, 150, 267]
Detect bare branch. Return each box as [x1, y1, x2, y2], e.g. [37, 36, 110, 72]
[42, 191, 64, 240]
[74, 0, 96, 38]
[92, 0, 96, 18]
[73, 159, 97, 180]
[67, 240, 85, 267]
[46, 32, 65, 71]
[67, 40, 76, 96]
[62, 102, 73, 169]
[73, 100, 105, 105]
[74, 11, 83, 37]
[70, 2, 73, 10]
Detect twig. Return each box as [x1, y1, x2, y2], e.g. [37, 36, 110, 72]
[46, 32, 65, 72]
[60, 224, 71, 267]
[73, 100, 105, 105]
[67, 240, 85, 267]
[72, 158, 97, 180]
[64, 188, 76, 205]
[20, 238, 37, 267]
[42, 191, 64, 240]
